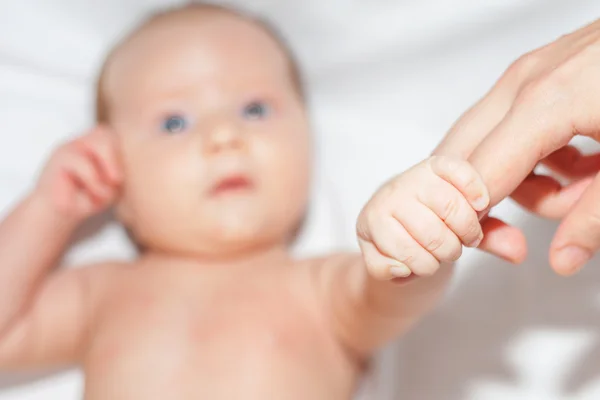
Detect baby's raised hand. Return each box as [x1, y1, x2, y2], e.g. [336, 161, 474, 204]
[35, 127, 122, 222]
[357, 156, 489, 280]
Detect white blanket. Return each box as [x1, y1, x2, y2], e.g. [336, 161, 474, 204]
[2, 1, 600, 399]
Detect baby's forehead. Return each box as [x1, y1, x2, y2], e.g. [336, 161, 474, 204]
[103, 9, 289, 92]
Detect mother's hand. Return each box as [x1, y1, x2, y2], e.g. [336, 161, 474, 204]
[434, 18, 600, 275]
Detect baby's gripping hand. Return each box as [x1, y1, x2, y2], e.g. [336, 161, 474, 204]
[357, 156, 489, 280]
[35, 127, 122, 222]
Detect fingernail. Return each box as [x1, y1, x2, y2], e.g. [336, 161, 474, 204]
[468, 232, 484, 248]
[389, 264, 411, 278]
[472, 195, 489, 212]
[555, 246, 592, 274]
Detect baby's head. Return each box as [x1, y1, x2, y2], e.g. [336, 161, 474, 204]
[96, 4, 311, 259]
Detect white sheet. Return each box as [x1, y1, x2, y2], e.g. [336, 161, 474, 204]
[2, 1, 600, 399]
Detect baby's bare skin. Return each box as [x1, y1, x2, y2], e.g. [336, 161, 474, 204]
[83, 258, 361, 400]
[0, 191, 452, 399]
[0, 5, 490, 399]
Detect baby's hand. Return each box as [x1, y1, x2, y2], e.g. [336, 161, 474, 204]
[357, 156, 489, 280]
[35, 127, 122, 222]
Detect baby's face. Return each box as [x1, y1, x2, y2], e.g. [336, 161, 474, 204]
[104, 11, 310, 257]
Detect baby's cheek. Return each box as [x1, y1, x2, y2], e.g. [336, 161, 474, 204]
[263, 144, 309, 191]
[268, 154, 310, 223]
[125, 156, 188, 215]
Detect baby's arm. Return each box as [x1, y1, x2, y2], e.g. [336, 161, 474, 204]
[319, 156, 488, 358]
[0, 128, 121, 369]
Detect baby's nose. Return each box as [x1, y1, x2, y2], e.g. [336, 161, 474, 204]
[203, 118, 245, 154]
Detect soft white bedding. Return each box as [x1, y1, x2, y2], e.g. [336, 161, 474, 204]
[2, 1, 600, 399]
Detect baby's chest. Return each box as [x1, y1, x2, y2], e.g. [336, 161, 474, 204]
[90, 278, 333, 370]
[82, 276, 360, 399]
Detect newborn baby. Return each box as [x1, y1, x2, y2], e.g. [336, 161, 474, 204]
[0, 4, 489, 399]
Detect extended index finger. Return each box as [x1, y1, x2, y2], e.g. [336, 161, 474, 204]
[467, 94, 573, 208]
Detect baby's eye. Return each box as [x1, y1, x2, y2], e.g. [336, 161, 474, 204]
[242, 101, 271, 120]
[161, 115, 189, 134]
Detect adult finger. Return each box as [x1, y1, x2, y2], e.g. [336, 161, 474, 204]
[511, 173, 593, 219]
[467, 87, 574, 208]
[477, 216, 528, 264]
[541, 146, 600, 179]
[549, 172, 600, 275]
[433, 75, 515, 158]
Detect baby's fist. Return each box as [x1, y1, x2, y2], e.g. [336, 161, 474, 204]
[357, 156, 489, 280]
[36, 127, 122, 222]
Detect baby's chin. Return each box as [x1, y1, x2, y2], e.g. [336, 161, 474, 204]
[201, 217, 290, 253]
[129, 216, 294, 261]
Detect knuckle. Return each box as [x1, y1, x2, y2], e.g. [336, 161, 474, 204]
[364, 208, 381, 231]
[507, 51, 540, 81]
[516, 79, 545, 105]
[516, 71, 568, 111]
[394, 247, 414, 266]
[433, 237, 462, 262]
[423, 230, 445, 254]
[543, 67, 571, 98]
[387, 175, 405, 194]
[356, 214, 371, 241]
[460, 219, 482, 243]
[441, 196, 460, 221]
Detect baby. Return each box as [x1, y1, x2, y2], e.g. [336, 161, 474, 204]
[0, 4, 489, 399]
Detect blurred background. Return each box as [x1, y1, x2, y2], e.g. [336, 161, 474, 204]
[1, 1, 600, 399]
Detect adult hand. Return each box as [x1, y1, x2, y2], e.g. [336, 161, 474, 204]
[433, 18, 600, 275]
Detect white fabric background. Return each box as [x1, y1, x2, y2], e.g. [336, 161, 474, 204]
[1, 1, 600, 399]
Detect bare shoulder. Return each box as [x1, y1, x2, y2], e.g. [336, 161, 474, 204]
[0, 260, 132, 368]
[56, 261, 132, 311]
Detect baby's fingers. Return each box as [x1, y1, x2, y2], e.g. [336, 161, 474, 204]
[429, 156, 489, 211]
[418, 179, 483, 247]
[370, 217, 441, 277]
[80, 127, 122, 184]
[359, 238, 411, 280]
[392, 201, 462, 263]
[63, 151, 111, 201]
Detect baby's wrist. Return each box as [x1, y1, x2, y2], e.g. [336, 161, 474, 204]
[26, 191, 82, 232]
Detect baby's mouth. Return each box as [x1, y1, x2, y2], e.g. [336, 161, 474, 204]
[211, 175, 253, 196]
